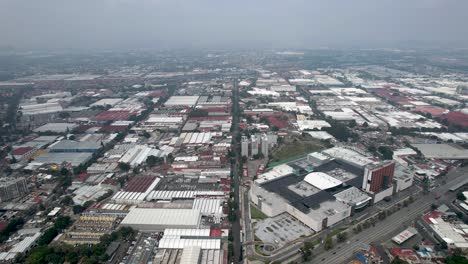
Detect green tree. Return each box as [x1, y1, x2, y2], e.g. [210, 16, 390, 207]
[324, 236, 334, 250]
[337, 232, 348, 243]
[391, 256, 409, 264]
[118, 162, 130, 171]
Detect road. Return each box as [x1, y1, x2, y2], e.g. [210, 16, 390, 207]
[231, 80, 242, 263]
[303, 166, 468, 264]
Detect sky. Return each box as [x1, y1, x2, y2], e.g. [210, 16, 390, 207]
[1, 0, 467, 51]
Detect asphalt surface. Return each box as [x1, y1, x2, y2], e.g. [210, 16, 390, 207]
[231, 80, 242, 263]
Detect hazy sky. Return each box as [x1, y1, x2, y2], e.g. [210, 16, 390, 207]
[1, 0, 467, 50]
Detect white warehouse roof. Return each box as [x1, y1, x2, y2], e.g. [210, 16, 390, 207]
[120, 208, 201, 231]
[165, 96, 200, 106]
[304, 172, 342, 190]
[159, 238, 221, 250]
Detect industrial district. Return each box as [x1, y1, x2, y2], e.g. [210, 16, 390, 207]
[0, 49, 467, 264]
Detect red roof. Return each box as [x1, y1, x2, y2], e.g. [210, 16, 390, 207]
[75, 173, 90, 182]
[12, 147, 34, 156]
[413, 107, 448, 117]
[148, 90, 167, 97]
[443, 111, 468, 128]
[423, 210, 443, 224]
[0, 222, 8, 232]
[391, 248, 420, 262]
[124, 176, 157, 192]
[94, 110, 135, 121]
[188, 116, 232, 121]
[210, 228, 222, 237]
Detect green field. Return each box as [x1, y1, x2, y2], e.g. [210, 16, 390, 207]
[270, 140, 323, 164]
[250, 204, 268, 220]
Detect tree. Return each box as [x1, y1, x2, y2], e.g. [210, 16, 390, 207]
[363, 122, 369, 128]
[391, 256, 409, 264]
[301, 241, 314, 261]
[378, 146, 394, 160]
[60, 196, 74, 206]
[142, 132, 151, 138]
[54, 216, 71, 230]
[60, 167, 69, 176]
[348, 120, 357, 128]
[422, 177, 431, 194]
[445, 254, 468, 264]
[324, 236, 334, 250]
[337, 232, 347, 243]
[0, 218, 25, 242]
[457, 192, 466, 201]
[118, 162, 130, 171]
[146, 155, 163, 167]
[73, 205, 85, 215]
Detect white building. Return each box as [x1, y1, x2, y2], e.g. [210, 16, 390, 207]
[120, 208, 201, 231]
[241, 136, 249, 157]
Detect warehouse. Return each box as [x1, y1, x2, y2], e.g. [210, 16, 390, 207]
[118, 145, 168, 167]
[49, 140, 101, 153]
[34, 123, 78, 133]
[411, 144, 468, 160]
[33, 152, 93, 167]
[120, 208, 201, 231]
[90, 98, 123, 107]
[165, 96, 200, 107]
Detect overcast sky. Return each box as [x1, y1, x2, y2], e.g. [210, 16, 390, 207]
[1, 0, 467, 51]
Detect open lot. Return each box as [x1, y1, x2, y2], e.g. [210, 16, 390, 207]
[269, 137, 323, 165]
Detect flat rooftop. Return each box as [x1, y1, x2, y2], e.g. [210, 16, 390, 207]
[261, 160, 363, 214]
[411, 144, 468, 159]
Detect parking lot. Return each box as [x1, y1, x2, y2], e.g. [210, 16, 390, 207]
[254, 213, 313, 248]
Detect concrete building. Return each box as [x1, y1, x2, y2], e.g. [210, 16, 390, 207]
[362, 161, 395, 193]
[250, 162, 360, 231]
[0, 178, 28, 202]
[362, 161, 396, 203]
[120, 208, 201, 231]
[261, 134, 269, 157]
[251, 135, 259, 156]
[241, 136, 249, 157]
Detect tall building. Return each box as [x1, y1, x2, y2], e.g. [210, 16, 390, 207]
[0, 178, 28, 202]
[241, 136, 249, 157]
[251, 135, 259, 156]
[362, 161, 396, 193]
[261, 134, 269, 157]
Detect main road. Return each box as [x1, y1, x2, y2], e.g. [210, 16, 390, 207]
[231, 80, 242, 263]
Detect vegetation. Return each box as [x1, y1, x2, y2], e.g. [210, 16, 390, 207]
[445, 254, 468, 264]
[391, 257, 409, 264]
[250, 204, 268, 220]
[270, 138, 322, 162]
[37, 216, 72, 246]
[146, 155, 164, 166]
[324, 235, 334, 250]
[337, 231, 348, 243]
[0, 218, 25, 242]
[323, 120, 357, 142]
[378, 145, 394, 160]
[118, 162, 130, 171]
[25, 227, 136, 264]
[301, 240, 315, 261]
